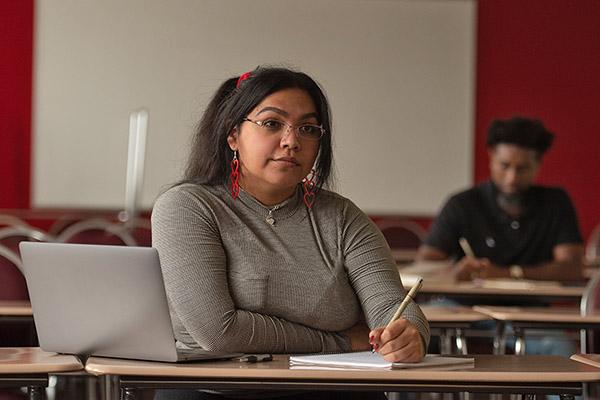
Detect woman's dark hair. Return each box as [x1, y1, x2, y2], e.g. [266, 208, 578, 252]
[486, 116, 555, 157]
[183, 67, 334, 190]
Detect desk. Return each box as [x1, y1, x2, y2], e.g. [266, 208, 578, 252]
[422, 305, 491, 354]
[473, 306, 600, 355]
[391, 249, 417, 264]
[0, 300, 33, 319]
[398, 263, 585, 301]
[0, 300, 36, 346]
[419, 281, 584, 302]
[85, 354, 600, 400]
[0, 347, 83, 400]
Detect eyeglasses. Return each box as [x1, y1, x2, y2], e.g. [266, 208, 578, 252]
[242, 118, 325, 141]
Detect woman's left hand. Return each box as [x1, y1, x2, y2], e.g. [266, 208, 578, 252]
[369, 318, 424, 362]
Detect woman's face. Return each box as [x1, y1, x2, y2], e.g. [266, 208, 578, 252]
[227, 88, 321, 205]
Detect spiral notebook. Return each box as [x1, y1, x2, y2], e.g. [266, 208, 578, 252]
[290, 351, 474, 370]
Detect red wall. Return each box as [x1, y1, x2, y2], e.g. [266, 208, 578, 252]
[2, 0, 599, 240]
[475, 0, 600, 239]
[0, 0, 33, 208]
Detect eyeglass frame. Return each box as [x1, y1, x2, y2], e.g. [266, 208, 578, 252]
[242, 117, 326, 141]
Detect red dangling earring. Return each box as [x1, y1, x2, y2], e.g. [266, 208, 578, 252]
[230, 150, 240, 200]
[302, 169, 317, 210]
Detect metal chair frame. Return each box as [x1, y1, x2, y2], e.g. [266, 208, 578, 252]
[0, 243, 23, 272]
[0, 226, 55, 243]
[56, 218, 137, 246]
[580, 268, 600, 353]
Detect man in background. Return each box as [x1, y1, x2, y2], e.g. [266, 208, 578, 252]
[417, 116, 584, 283]
[417, 116, 584, 357]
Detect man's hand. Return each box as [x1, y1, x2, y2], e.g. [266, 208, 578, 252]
[454, 256, 491, 281]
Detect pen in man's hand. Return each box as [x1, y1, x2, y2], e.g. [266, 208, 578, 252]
[459, 237, 485, 280]
[459, 237, 475, 257]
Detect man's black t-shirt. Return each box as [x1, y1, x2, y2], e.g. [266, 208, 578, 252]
[424, 181, 582, 267]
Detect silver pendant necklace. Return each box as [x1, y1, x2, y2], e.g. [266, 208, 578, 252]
[266, 205, 281, 225]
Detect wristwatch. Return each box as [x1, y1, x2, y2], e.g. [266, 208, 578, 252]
[509, 264, 524, 279]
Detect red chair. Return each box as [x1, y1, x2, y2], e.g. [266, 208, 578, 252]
[123, 217, 152, 247]
[0, 244, 27, 301]
[0, 225, 55, 301]
[375, 218, 427, 264]
[0, 227, 48, 347]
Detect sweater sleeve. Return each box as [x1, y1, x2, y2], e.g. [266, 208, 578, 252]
[151, 186, 350, 354]
[341, 200, 430, 348]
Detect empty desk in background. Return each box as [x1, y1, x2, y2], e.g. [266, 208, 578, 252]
[0, 347, 83, 400]
[0, 300, 32, 321]
[421, 305, 492, 354]
[0, 300, 36, 345]
[85, 354, 600, 400]
[391, 249, 418, 265]
[418, 280, 584, 303]
[473, 305, 600, 355]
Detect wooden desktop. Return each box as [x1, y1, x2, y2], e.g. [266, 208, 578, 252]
[85, 354, 600, 400]
[0, 347, 83, 400]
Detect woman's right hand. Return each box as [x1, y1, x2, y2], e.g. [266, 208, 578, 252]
[369, 318, 424, 362]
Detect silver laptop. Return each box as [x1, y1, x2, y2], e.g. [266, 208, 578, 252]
[19, 242, 242, 362]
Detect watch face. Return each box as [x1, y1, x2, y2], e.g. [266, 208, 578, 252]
[510, 265, 524, 279]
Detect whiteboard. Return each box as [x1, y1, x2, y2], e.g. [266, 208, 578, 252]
[33, 0, 475, 214]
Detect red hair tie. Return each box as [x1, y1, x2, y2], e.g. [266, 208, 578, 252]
[236, 71, 252, 88]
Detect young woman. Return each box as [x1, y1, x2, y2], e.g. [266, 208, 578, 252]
[152, 67, 429, 400]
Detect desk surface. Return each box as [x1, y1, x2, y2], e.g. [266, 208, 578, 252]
[421, 305, 491, 323]
[399, 262, 585, 299]
[391, 249, 417, 264]
[420, 281, 584, 299]
[85, 354, 600, 383]
[473, 306, 600, 323]
[0, 300, 32, 316]
[0, 347, 83, 374]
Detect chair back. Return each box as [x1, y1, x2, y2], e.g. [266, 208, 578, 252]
[0, 214, 30, 229]
[0, 226, 54, 301]
[0, 226, 55, 255]
[56, 218, 137, 246]
[376, 218, 426, 249]
[375, 218, 427, 264]
[124, 218, 152, 247]
[0, 244, 28, 300]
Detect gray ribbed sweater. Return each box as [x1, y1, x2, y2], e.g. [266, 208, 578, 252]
[151, 183, 429, 354]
